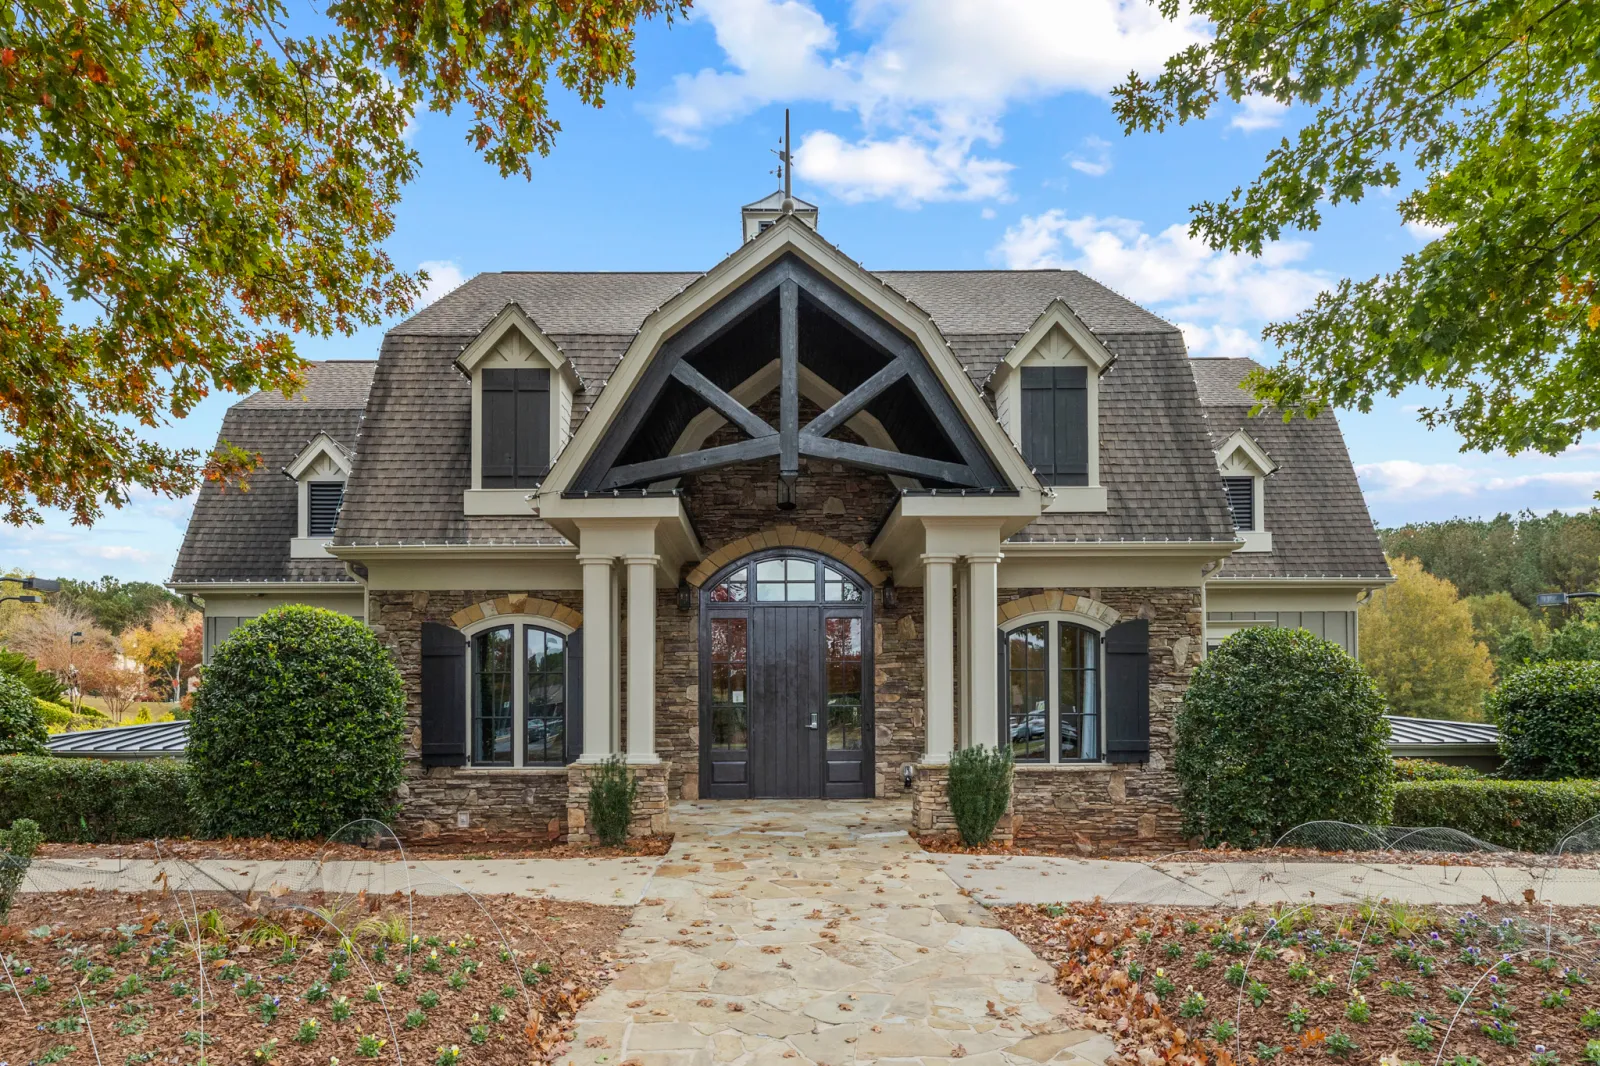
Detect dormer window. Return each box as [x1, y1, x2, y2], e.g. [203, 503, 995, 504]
[306, 481, 345, 536]
[481, 368, 550, 487]
[1222, 476, 1254, 531]
[1215, 429, 1277, 552]
[1020, 366, 1088, 486]
[285, 432, 353, 558]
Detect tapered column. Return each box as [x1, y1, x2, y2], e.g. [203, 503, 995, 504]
[624, 554, 660, 763]
[577, 554, 616, 760]
[966, 552, 1003, 749]
[921, 554, 958, 763]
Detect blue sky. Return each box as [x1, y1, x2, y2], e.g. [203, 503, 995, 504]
[6, 0, 1599, 586]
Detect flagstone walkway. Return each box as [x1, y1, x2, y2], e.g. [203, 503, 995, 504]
[562, 799, 1114, 1066]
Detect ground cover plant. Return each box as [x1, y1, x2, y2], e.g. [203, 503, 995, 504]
[0, 887, 629, 1064]
[999, 898, 1600, 1065]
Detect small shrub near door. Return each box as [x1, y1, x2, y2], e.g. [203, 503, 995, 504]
[1176, 627, 1394, 848]
[587, 755, 636, 846]
[188, 605, 406, 839]
[0, 673, 48, 756]
[1488, 660, 1600, 780]
[948, 745, 1014, 846]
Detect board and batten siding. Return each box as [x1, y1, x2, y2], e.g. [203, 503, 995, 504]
[1205, 610, 1358, 655]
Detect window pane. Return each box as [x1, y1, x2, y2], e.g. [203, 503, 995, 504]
[1060, 625, 1099, 761]
[710, 618, 748, 750]
[1006, 624, 1048, 761]
[823, 567, 863, 603]
[755, 560, 785, 581]
[472, 627, 514, 766]
[710, 569, 747, 602]
[826, 617, 863, 750]
[525, 627, 566, 765]
[786, 559, 815, 581]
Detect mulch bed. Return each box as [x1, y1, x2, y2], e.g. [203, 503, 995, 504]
[39, 835, 674, 862]
[1, 889, 632, 1065]
[919, 838, 1600, 869]
[994, 898, 1600, 1064]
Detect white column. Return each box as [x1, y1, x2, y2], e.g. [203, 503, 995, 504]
[921, 554, 958, 763]
[624, 554, 660, 763]
[577, 553, 616, 760]
[966, 552, 1003, 750]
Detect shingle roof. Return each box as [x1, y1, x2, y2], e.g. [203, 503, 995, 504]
[170, 361, 372, 584]
[1192, 357, 1391, 580]
[48, 720, 189, 759]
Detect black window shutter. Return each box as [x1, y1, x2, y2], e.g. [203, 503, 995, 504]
[420, 622, 467, 767]
[996, 627, 1008, 751]
[515, 368, 551, 478]
[1104, 618, 1150, 764]
[306, 482, 344, 536]
[1020, 366, 1088, 487]
[1020, 367, 1055, 480]
[481, 369, 517, 488]
[565, 628, 583, 765]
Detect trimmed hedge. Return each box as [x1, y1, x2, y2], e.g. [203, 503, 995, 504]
[1392, 779, 1600, 852]
[0, 756, 197, 842]
[0, 673, 48, 756]
[1177, 627, 1394, 848]
[1393, 758, 1484, 782]
[188, 605, 406, 838]
[1488, 660, 1600, 780]
[34, 699, 111, 735]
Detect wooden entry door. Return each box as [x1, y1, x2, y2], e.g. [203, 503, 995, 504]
[700, 550, 872, 800]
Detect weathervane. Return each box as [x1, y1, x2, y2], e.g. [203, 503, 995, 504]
[771, 108, 794, 212]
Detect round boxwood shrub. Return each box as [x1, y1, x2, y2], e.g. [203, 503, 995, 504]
[0, 674, 48, 756]
[188, 605, 406, 838]
[1176, 626, 1394, 848]
[1489, 660, 1600, 780]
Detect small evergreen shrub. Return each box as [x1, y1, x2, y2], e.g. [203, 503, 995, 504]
[0, 648, 65, 703]
[0, 673, 48, 756]
[1393, 759, 1484, 782]
[0, 756, 196, 841]
[1177, 627, 1394, 848]
[1488, 660, 1600, 780]
[188, 605, 406, 838]
[0, 816, 44, 924]
[33, 699, 110, 734]
[1393, 779, 1600, 852]
[586, 755, 636, 847]
[948, 745, 1014, 846]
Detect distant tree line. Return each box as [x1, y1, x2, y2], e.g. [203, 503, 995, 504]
[1379, 510, 1600, 607]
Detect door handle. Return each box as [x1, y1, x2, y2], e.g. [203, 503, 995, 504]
[808, 708, 819, 730]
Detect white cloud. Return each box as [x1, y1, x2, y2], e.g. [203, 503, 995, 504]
[1356, 460, 1600, 500]
[1231, 95, 1288, 132]
[417, 261, 466, 307]
[1067, 135, 1113, 177]
[85, 544, 159, 564]
[993, 209, 1332, 353]
[1405, 218, 1453, 242]
[652, 0, 1207, 203]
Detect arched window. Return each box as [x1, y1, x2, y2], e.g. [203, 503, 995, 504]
[470, 621, 569, 767]
[1001, 618, 1101, 763]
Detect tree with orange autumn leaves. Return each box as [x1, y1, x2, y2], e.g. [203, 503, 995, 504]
[0, 0, 688, 526]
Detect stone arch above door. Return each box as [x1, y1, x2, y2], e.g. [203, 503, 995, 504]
[686, 525, 887, 589]
[998, 589, 1119, 628]
[449, 595, 583, 630]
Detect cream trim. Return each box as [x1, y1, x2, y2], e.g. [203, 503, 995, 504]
[451, 595, 582, 632]
[996, 299, 1115, 377]
[536, 214, 1040, 501]
[462, 488, 539, 516]
[454, 302, 580, 385]
[289, 537, 336, 559]
[1043, 486, 1107, 512]
[1237, 530, 1274, 553]
[1214, 428, 1278, 476]
[459, 303, 578, 492]
[284, 433, 352, 480]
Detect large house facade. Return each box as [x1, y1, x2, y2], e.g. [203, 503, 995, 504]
[171, 197, 1390, 849]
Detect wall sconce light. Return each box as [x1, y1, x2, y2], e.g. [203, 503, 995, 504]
[677, 578, 693, 612]
[881, 577, 897, 609]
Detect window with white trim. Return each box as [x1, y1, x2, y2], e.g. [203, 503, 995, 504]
[470, 622, 569, 767]
[1002, 619, 1101, 763]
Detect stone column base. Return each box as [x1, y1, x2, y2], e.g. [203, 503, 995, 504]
[566, 760, 672, 845]
[909, 763, 1014, 846]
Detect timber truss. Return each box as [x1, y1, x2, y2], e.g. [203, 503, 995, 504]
[572, 255, 1009, 504]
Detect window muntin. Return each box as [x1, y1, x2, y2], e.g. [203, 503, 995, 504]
[1222, 476, 1255, 531]
[470, 622, 568, 767]
[825, 616, 863, 750]
[1003, 618, 1103, 764]
[481, 368, 551, 488]
[709, 618, 748, 750]
[472, 626, 515, 766]
[755, 558, 816, 601]
[306, 481, 344, 537]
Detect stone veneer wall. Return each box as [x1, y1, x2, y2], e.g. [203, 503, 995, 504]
[371, 588, 584, 841]
[566, 762, 670, 844]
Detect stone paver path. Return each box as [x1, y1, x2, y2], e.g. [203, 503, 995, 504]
[565, 799, 1112, 1066]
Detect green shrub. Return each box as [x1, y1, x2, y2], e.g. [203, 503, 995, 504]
[0, 648, 65, 703]
[1488, 660, 1600, 780]
[33, 699, 110, 735]
[948, 745, 1014, 846]
[586, 755, 636, 847]
[1393, 759, 1484, 782]
[0, 673, 48, 756]
[1177, 627, 1394, 848]
[188, 605, 406, 838]
[1393, 779, 1600, 852]
[0, 816, 44, 924]
[0, 756, 196, 841]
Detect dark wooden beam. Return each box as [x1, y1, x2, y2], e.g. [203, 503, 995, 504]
[600, 437, 781, 491]
[798, 436, 983, 487]
[778, 278, 800, 509]
[670, 362, 776, 440]
[802, 360, 907, 440]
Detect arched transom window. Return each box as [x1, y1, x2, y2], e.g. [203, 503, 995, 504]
[708, 558, 864, 603]
[1001, 619, 1101, 763]
[470, 622, 570, 767]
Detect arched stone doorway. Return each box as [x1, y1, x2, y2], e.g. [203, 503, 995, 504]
[698, 547, 873, 799]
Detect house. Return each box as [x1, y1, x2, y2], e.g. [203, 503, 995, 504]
[170, 196, 1390, 848]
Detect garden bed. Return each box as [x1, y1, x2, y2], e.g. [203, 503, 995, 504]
[994, 898, 1600, 1064]
[1, 890, 631, 1065]
[38, 834, 675, 861]
[919, 837, 1600, 869]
